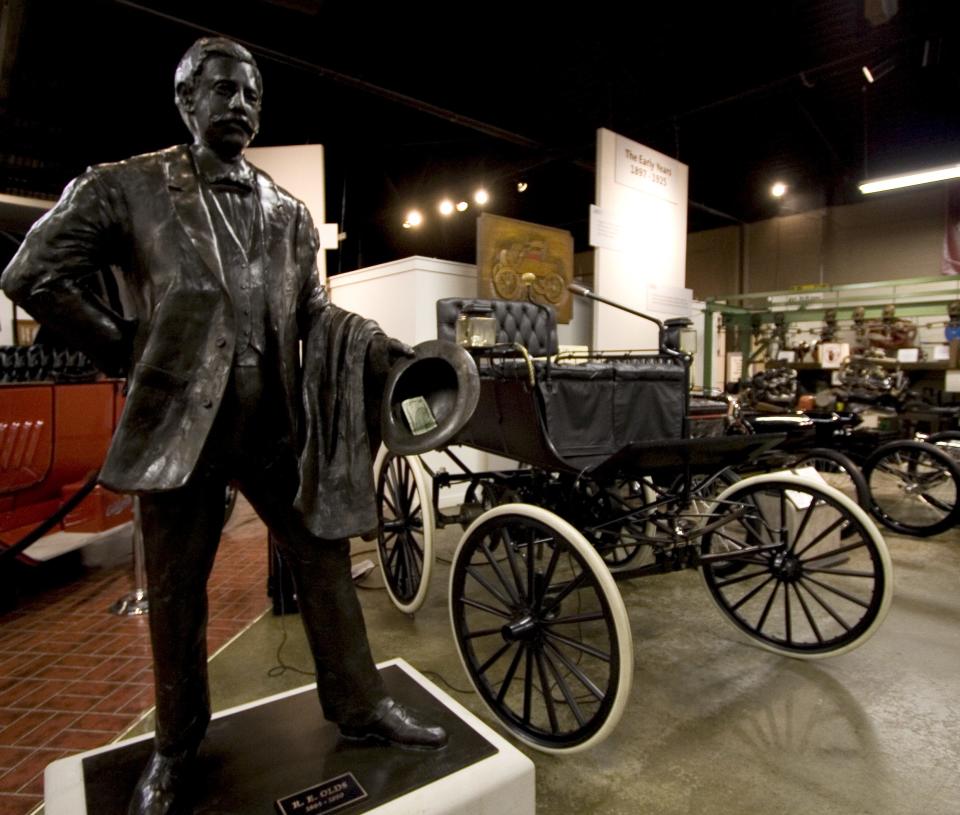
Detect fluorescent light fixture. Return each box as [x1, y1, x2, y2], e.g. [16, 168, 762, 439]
[859, 163, 960, 194]
[438, 199, 454, 216]
[861, 57, 896, 85]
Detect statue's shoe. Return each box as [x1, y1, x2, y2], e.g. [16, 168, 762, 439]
[339, 697, 448, 749]
[127, 748, 196, 815]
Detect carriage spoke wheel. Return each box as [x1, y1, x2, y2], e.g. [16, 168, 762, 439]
[791, 448, 868, 505]
[450, 504, 632, 752]
[701, 473, 892, 659]
[375, 448, 434, 614]
[790, 448, 868, 540]
[864, 440, 960, 537]
[581, 480, 647, 569]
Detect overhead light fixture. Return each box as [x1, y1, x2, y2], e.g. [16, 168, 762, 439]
[517, 181, 528, 192]
[861, 57, 896, 84]
[770, 181, 788, 198]
[456, 201, 469, 212]
[859, 162, 960, 194]
[438, 199, 454, 216]
[403, 209, 423, 228]
[474, 188, 489, 205]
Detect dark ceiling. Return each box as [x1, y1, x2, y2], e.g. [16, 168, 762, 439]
[1, 0, 958, 273]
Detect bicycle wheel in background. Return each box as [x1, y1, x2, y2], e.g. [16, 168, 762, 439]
[927, 430, 960, 465]
[791, 448, 869, 507]
[863, 440, 960, 537]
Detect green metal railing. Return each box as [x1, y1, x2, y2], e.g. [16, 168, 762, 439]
[703, 275, 960, 386]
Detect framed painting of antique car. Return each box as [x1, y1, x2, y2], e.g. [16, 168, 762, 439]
[476, 213, 574, 323]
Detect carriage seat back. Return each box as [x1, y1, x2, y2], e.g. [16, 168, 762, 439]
[539, 358, 687, 460]
[436, 298, 559, 357]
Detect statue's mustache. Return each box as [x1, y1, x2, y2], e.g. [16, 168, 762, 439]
[213, 115, 255, 135]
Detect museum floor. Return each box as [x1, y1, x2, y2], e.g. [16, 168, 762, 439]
[2, 495, 959, 815]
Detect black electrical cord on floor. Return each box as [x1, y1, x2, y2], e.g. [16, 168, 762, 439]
[267, 549, 475, 696]
[267, 588, 316, 679]
[267, 547, 386, 677]
[267, 617, 316, 679]
[351, 546, 386, 591]
[419, 669, 475, 696]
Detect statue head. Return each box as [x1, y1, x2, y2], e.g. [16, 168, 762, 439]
[175, 38, 262, 160]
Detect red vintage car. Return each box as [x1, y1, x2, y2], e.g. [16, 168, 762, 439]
[0, 345, 133, 566]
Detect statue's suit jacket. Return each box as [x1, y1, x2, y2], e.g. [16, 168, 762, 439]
[2, 146, 382, 535]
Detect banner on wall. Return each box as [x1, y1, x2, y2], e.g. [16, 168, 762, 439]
[591, 128, 688, 352]
[613, 135, 684, 205]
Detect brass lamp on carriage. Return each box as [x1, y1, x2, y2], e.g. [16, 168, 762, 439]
[454, 303, 497, 348]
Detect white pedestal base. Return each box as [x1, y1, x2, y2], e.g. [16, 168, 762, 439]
[44, 658, 535, 815]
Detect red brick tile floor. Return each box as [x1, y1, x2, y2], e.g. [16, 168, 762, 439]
[0, 498, 270, 815]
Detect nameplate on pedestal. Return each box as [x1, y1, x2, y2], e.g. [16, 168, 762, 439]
[275, 771, 367, 814]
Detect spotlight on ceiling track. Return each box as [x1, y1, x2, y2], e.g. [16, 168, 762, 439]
[860, 163, 960, 194]
[456, 201, 469, 212]
[403, 209, 423, 229]
[517, 181, 528, 192]
[474, 188, 489, 205]
[771, 181, 788, 198]
[438, 199, 454, 216]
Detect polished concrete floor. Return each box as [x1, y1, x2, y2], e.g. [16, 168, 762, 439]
[122, 502, 960, 815]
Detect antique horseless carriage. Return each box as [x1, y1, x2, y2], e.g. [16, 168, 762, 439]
[374, 293, 893, 753]
[730, 405, 960, 538]
[0, 345, 132, 574]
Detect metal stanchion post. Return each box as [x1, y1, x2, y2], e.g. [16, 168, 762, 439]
[110, 497, 149, 616]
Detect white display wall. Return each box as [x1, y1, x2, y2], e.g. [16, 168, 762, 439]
[591, 128, 690, 352]
[247, 144, 328, 279]
[328, 256, 477, 344]
[330, 255, 595, 350]
[329, 256, 493, 506]
[329, 256, 597, 505]
[0, 288, 14, 346]
[0, 192, 54, 345]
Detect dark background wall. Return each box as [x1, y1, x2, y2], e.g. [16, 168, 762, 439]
[686, 185, 947, 299]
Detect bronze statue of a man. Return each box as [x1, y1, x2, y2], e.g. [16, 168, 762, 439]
[2, 37, 445, 815]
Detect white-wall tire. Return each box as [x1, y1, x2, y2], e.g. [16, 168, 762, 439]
[374, 446, 434, 614]
[701, 472, 892, 659]
[449, 503, 633, 753]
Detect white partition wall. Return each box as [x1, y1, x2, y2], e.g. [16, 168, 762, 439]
[329, 257, 486, 505]
[591, 129, 689, 351]
[247, 144, 328, 280]
[1, 192, 54, 345]
[0, 288, 14, 346]
[328, 256, 477, 344]
[328, 254, 598, 503]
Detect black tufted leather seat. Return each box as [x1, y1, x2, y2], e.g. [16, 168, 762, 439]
[436, 298, 558, 357]
[437, 297, 690, 467]
[0, 344, 98, 383]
